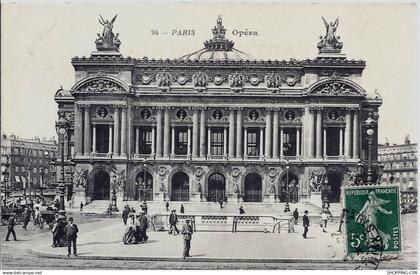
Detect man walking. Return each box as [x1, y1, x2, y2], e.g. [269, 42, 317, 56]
[22, 208, 31, 230]
[64, 217, 79, 257]
[168, 210, 179, 235]
[138, 211, 149, 242]
[180, 204, 185, 214]
[79, 202, 84, 212]
[122, 207, 128, 225]
[5, 213, 17, 241]
[293, 208, 299, 225]
[239, 206, 245, 214]
[165, 201, 170, 212]
[181, 219, 193, 260]
[302, 210, 310, 239]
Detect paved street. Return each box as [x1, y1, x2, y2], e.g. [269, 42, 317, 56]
[0, 212, 417, 270]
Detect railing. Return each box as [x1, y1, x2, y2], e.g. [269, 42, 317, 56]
[149, 213, 294, 233]
[172, 189, 189, 201]
[244, 190, 262, 202]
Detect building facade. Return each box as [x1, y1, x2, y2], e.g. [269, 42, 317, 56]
[378, 136, 417, 203]
[55, 17, 382, 205]
[1, 134, 58, 193]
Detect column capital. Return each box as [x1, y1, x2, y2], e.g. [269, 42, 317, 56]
[265, 107, 274, 112]
[230, 107, 243, 111]
[350, 107, 361, 113]
[314, 106, 323, 112]
[308, 106, 317, 113]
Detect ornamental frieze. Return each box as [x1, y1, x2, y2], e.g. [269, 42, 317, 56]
[245, 74, 264, 86]
[266, 74, 281, 89]
[193, 72, 208, 87]
[156, 73, 171, 87]
[310, 80, 362, 96]
[77, 79, 126, 93]
[229, 73, 244, 88]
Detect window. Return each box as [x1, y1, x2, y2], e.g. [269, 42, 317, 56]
[210, 128, 224, 155]
[15, 166, 19, 172]
[247, 128, 260, 156]
[139, 127, 152, 154]
[283, 128, 297, 156]
[175, 127, 188, 155]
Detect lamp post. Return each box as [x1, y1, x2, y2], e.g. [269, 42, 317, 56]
[40, 168, 44, 197]
[364, 112, 376, 185]
[284, 159, 291, 213]
[55, 112, 69, 214]
[389, 162, 395, 184]
[3, 155, 10, 207]
[111, 172, 119, 212]
[141, 161, 147, 202]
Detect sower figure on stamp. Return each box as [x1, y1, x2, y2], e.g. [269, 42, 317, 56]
[5, 213, 17, 241]
[181, 219, 193, 260]
[65, 217, 79, 257]
[302, 210, 310, 239]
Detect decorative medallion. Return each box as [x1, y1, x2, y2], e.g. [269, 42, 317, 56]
[231, 167, 241, 178]
[158, 166, 168, 177]
[177, 74, 188, 85]
[328, 110, 339, 120]
[285, 110, 296, 121]
[97, 107, 109, 118]
[176, 109, 187, 120]
[285, 76, 298, 86]
[140, 109, 151, 120]
[141, 75, 153, 85]
[268, 168, 279, 179]
[249, 109, 259, 120]
[212, 110, 223, 120]
[249, 75, 261, 86]
[213, 75, 225, 86]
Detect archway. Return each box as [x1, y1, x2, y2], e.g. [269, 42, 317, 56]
[326, 171, 343, 203]
[93, 170, 110, 200]
[172, 172, 189, 201]
[244, 173, 262, 202]
[135, 171, 153, 201]
[279, 172, 299, 203]
[207, 173, 226, 202]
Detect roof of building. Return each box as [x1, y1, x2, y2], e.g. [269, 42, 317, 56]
[178, 16, 256, 62]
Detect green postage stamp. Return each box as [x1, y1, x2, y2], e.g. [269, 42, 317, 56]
[344, 185, 401, 254]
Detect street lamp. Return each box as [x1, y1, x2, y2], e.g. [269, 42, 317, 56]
[55, 112, 69, 214]
[284, 159, 291, 213]
[140, 161, 147, 202]
[389, 163, 395, 184]
[111, 172, 119, 211]
[364, 112, 376, 185]
[40, 167, 44, 197]
[2, 155, 10, 207]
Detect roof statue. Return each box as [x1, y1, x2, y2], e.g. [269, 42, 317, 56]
[95, 14, 121, 51]
[179, 16, 254, 61]
[317, 17, 343, 54]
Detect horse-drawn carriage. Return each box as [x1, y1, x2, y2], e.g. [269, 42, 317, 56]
[1, 207, 23, 225]
[38, 209, 58, 229]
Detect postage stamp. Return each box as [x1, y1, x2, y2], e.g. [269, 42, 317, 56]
[344, 185, 401, 255]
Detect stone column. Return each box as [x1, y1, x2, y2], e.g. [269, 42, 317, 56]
[272, 109, 279, 159]
[316, 108, 322, 158]
[323, 127, 327, 157]
[236, 109, 243, 158]
[296, 128, 301, 156]
[151, 126, 156, 156]
[74, 105, 83, 157]
[280, 127, 284, 158]
[135, 127, 139, 155]
[64, 132, 69, 157]
[228, 109, 235, 158]
[108, 125, 113, 155]
[308, 108, 315, 158]
[192, 109, 199, 157]
[83, 106, 91, 156]
[92, 124, 97, 153]
[187, 127, 191, 157]
[120, 107, 127, 157]
[223, 127, 228, 157]
[339, 127, 344, 156]
[207, 127, 211, 156]
[171, 127, 175, 156]
[113, 107, 120, 156]
[260, 128, 264, 158]
[127, 104, 132, 157]
[345, 109, 352, 158]
[265, 109, 272, 158]
[163, 108, 170, 157]
[243, 127, 248, 158]
[353, 109, 359, 158]
[200, 109, 206, 158]
[156, 108, 163, 157]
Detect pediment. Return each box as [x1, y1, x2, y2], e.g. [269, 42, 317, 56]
[72, 75, 129, 94]
[307, 78, 365, 97]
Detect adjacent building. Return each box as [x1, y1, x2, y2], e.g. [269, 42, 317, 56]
[55, 16, 382, 206]
[1, 134, 58, 193]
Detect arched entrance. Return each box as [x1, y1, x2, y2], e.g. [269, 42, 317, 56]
[172, 172, 189, 201]
[207, 173, 226, 202]
[279, 172, 299, 203]
[326, 171, 342, 203]
[244, 173, 262, 202]
[135, 171, 153, 201]
[93, 170, 110, 200]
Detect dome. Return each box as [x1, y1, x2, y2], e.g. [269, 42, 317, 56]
[178, 16, 255, 62]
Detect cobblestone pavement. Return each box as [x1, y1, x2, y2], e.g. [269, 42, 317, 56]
[0, 213, 417, 270]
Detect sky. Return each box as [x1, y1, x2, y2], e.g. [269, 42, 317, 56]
[1, 1, 418, 145]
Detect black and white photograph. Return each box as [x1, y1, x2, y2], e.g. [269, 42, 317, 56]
[1, 0, 418, 273]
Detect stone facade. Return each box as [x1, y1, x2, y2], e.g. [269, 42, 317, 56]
[55, 17, 382, 205]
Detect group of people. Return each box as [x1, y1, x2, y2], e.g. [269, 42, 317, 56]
[122, 206, 149, 245]
[165, 202, 185, 214]
[292, 207, 335, 238]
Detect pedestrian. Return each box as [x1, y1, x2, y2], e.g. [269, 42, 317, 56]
[320, 209, 329, 233]
[180, 204, 185, 214]
[181, 219, 193, 260]
[80, 201, 84, 212]
[5, 213, 17, 241]
[166, 201, 170, 212]
[337, 208, 346, 233]
[219, 198, 223, 209]
[141, 201, 148, 215]
[64, 217, 79, 257]
[302, 210, 310, 239]
[293, 208, 299, 225]
[52, 215, 61, 247]
[239, 206, 245, 214]
[138, 211, 149, 242]
[22, 208, 31, 230]
[168, 210, 179, 235]
[34, 207, 40, 225]
[122, 207, 128, 225]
